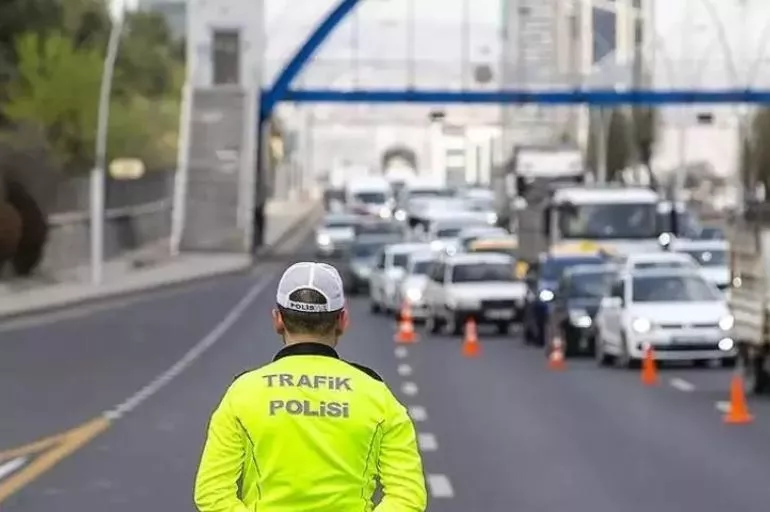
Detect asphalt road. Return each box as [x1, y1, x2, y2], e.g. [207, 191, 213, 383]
[2, 244, 770, 511]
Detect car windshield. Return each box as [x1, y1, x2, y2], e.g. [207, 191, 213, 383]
[699, 226, 725, 240]
[324, 218, 356, 228]
[392, 253, 409, 268]
[351, 242, 385, 258]
[472, 246, 517, 256]
[437, 227, 464, 238]
[558, 202, 657, 239]
[633, 260, 693, 270]
[680, 249, 727, 267]
[565, 271, 615, 298]
[357, 222, 400, 235]
[411, 189, 453, 198]
[411, 260, 432, 275]
[631, 274, 721, 302]
[541, 257, 602, 281]
[354, 192, 387, 204]
[451, 263, 515, 283]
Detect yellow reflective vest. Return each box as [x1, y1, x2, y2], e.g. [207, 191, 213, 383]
[194, 342, 428, 512]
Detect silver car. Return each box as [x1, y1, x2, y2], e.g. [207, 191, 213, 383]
[315, 213, 360, 257]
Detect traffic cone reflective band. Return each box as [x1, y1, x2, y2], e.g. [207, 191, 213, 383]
[723, 373, 753, 424]
[640, 344, 659, 386]
[461, 318, 480, 358]
[394, 303, 417, 344]
[547, 335, 566, 371]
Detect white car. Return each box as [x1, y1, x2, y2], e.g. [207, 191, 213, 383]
[424, 215, 490, 252]
[673, 239, 729, 291]
[393, 251, 436, 320]
[594, 267, 736, 366]
[615, 251, 699, 274]
[423, 253, 528, 335]
[369, 243, 430, 314]
[314, 213, 360, 257]
[446, 226, 509, 255]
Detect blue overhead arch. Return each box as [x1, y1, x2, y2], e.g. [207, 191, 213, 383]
[259, 0, 770, 122]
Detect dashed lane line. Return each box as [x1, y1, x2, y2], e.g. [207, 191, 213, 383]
[669, 378, 696, 392]
[427, 474, 455, 498]
[397, 363, 413, 376]
[0, 458, 26, 481]
[0, 272, 276, 503]
[408, 406, 427, 422]
[417, 433, 438, 451]
[401, 382, 419, 396]
[395, 347, 408, 358]
[715, 401, 731, 414]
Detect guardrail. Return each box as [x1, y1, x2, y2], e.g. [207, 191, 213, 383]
[42, 199, 171, 273]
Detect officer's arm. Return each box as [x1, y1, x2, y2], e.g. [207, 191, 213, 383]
[194, 388, 250, 512]
[374, 394, 428, 512]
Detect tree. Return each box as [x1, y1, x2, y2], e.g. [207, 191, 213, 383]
[585, 108, 632, 182]
[2, 32, 104, 171]
[629, 106, 659, 188]
[115, 11, 180, 99]
[746, 107, 770, 192]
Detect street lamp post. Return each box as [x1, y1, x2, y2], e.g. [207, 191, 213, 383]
[90, 6, 126, 285]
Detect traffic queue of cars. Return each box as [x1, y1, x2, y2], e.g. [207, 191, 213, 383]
[315, 182, 734, 370]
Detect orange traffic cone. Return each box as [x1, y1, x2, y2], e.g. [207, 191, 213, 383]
[461, 318, 481, 358]
[640, 344, 659, 386]
[547, 335, 566, 371]
[394, 303, 417, 344]
[723, 373, 754, 424]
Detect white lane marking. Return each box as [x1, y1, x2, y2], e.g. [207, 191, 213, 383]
[408, 405, 428, 422]
[417, 433, 438, 451]
[0, 457, 26, 481]
[401, 382, 419, 396]
[397, 363, 413, 376]
[394, 347, 408, 358]
[427, 474, 455, 498]
[104, 274, 274, 420]
[670, 378, 696, 392]
[715, 401, 731, 413]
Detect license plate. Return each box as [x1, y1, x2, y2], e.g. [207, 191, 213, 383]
[486, 309, 513, 320]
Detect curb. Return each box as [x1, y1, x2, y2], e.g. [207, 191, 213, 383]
[0, 204, 322, 322]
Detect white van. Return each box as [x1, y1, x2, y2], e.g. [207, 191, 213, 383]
[345, 177, 392, 218]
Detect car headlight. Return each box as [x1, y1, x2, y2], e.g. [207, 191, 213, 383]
[569, 309, 592, 328]
[406, 288, 423, 302]
[430, 240, 444, 251]
[379, 207, 391, 219]
[486, 212, 498, 224]
[718, 314, 734, 331]
[395, 210, 407, 221]
[316, 234, 331, 246]
[538, 289, 554, 302]
[631, 317, 652, 334]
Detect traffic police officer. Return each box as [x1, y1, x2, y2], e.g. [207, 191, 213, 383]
[194, 262, 428, 511]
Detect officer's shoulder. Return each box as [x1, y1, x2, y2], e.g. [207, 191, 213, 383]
[231, 364, 272, 383]
[343, 361, 384, 382]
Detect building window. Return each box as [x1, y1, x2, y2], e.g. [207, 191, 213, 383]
[633, 0, 642, 8]
[592, 8, 616, 64]
[212, 29, 240, 85]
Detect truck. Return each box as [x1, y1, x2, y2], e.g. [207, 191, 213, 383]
[729, 205, 770, 394]
[493, 145, 587, 234]
[516, 185, 663, 265]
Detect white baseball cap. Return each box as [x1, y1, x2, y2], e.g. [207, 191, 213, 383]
[276, 262, 346, 313]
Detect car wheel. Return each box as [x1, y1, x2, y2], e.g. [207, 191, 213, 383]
[370, 300, 381, 314]
[595, 331, 614, 367]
